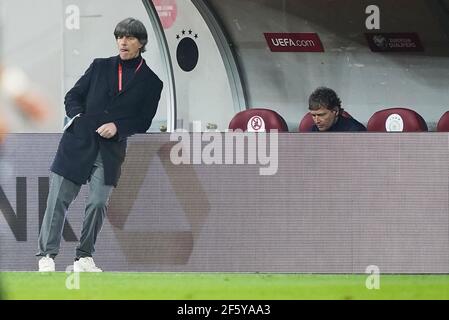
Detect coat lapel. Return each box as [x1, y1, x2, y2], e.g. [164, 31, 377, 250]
[107, 56, 120, 98]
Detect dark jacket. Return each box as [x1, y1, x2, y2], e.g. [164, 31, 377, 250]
[51, 55, 163, 186]
[311, 115, 366, 132]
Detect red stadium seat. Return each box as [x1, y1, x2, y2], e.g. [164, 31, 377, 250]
[228, 108, 289, 132]
[367, 108, 428, 132]
[298, 111, 352, 132]
[437, 111, 449, 132]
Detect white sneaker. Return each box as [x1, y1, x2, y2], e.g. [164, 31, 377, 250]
[73, 257, 103, 272]
[38, 255, 55, 272]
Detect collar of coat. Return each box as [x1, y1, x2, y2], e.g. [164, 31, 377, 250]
[107, 55, 149, 97]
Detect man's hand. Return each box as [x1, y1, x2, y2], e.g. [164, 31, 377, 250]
[96, 122, 117, 139]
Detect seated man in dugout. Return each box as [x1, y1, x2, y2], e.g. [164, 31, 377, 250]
[308, 87, 366, 132]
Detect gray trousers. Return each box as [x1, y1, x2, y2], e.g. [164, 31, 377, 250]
[37, 153, 114, 259]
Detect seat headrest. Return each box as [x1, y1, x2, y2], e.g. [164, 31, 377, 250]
[228, 108, 289, 132]
[437, 111, 449, 132]
[367, 108, 428, 132]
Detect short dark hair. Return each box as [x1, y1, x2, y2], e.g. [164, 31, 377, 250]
[114, 17, 148, 53]
[308, 87, 343, 112]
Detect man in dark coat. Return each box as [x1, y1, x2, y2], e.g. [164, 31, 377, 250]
[308, 87, 366, 132]
[37, 17, 163, 272]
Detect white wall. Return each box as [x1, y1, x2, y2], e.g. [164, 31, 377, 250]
[208, 0, 449, 131]
[162, 0, 236, 131]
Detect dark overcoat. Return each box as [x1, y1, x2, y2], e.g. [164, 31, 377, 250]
[51, 55, 163, 186]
